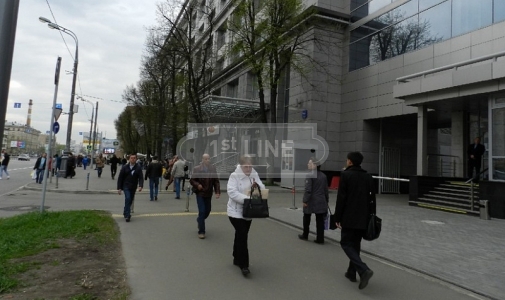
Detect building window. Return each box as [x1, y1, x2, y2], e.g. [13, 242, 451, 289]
[492, 106, 505, 180]
[217, 26, 226, 50]
[451, 0, 492, 37]
[227, 78, 239, 98]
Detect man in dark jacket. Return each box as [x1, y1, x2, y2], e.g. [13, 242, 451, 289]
[33, 153, 48, 184]
[468, 137, 486, 181]
[189, 153, 220, 239]
[0, 150, 10, 179]
[110, 154, 120, 180]
[117, 153, 144, 222]
[144, 156, 163, 201]
[334, 151, 375, 290]
[298, 158, 329, 244]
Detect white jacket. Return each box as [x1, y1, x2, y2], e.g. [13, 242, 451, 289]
[227, 164, 265, 219]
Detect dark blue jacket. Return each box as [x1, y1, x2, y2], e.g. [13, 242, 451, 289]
[117, 163, 144, 190]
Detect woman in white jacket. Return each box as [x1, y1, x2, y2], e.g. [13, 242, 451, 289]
[227, 155, 265, 276]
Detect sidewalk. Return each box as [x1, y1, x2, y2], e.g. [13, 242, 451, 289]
[23, 168, 505, 300]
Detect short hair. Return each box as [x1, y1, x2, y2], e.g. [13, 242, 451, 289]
[239, 155, 253, 165]
[347, 152, 364, 166]
[309, 157, 321, 170]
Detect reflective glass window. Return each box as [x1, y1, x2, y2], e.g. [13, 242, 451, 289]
[419, 0, 446, 11]
[493, 158, 505, 180]
[494, 0, 505, 23]
[418, 0, 451, 46]
[492, 107, 505, 156]
[369, 0, 393, 15]
[452, 0, 492, 37]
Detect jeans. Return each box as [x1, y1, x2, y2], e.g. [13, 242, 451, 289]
[0, 165, 9, 177]
[302, 213, 327, 242]
[175, 177, 183, 198]
[97, 167, 103, 177]
[123, 188, 136, 218]
[196, 195, 212, 234]
[229, 217, 252, 268]
[149, 177, 160, 200]
[83, 163, 87, 170]
[36, 168, 45, 183]
[340, 228, 370, 276]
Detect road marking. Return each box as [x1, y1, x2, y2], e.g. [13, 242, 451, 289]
[112, 212, 227, 218]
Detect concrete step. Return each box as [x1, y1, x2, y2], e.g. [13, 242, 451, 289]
[423, 193, 479, 203]
[434, 187, 479, 194]
[409, 200, 480, 215]
[417, 197, 479, 209]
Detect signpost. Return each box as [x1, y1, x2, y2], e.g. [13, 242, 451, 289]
[52, 122, 60, 134]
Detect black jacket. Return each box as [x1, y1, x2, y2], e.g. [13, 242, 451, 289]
[334, 165, 376, 230]
[110, 155, 120, 166]
[33, 156, 47, 170]
[1, 153, 10, 166]
[145, 161, 163, 180]
[468, 143, 485, 161]
[302, 170, 329, 214]
[117, 163, 144, 190]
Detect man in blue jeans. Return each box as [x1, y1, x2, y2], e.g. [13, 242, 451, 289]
[171, 156, 186, 199]
[189, 153, 220, 239]
[144, 156, 163, 201]
[117, 153, 143, 222]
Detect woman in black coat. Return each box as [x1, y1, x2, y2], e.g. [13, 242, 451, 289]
[298, 158, 329, 244]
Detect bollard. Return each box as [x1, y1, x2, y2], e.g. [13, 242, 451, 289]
[479, 200, 491, 220]
[86, 172, 90, 190]
[185, 184, 191, 212]
[290, 185, 298, 210]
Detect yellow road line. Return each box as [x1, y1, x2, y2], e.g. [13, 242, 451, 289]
[418, 203, 467, 214]
[112, 212, 228, 218]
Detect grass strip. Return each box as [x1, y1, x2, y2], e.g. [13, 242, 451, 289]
[0, 210, 118, 293]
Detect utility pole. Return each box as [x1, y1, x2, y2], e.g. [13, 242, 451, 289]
[91, 102, 98, 158]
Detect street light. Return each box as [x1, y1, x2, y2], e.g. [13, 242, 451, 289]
[39, 16, 78, 153]
[78, 96, 98, 168]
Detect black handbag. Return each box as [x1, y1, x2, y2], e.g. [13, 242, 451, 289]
[363, 177, 381, 241]
[327, 205, 338, 230]
[243, 186, 269, 218]
[363, 214, 382, 241]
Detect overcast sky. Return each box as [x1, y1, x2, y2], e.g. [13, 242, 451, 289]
[7, 0, 159, 144]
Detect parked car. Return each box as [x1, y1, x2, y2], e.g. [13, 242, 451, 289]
[18, 154, 30, 161]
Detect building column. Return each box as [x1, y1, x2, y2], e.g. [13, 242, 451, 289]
[417, 105, 428, 175]
[451, 111, 465, 177]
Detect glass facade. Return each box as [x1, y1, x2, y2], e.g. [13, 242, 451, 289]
[349, 0, 505, 71]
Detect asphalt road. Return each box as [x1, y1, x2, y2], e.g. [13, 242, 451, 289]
[0, 159, 34, 195]
[0, 189, 485, 300]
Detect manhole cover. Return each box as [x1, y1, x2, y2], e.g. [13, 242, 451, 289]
[421, 220, 445, 225]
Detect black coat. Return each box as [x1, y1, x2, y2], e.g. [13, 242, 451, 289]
[302, 170, 329, 214]
[468, 143, 485, 162]
[117, 163, 144, 190]
[33, 157, 47, 170]
[145, 161, 163, 180]
[334, 165, 376, 230]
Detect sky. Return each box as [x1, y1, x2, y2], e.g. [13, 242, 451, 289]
[7, 0, 159, 144]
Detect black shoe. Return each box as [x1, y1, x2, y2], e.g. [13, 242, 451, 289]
[313, 240, 324, 245]
[165, 186, 168, 191]
[241, 267, 250, 276]
[182, 188, 185, 191]
[298, 234, 308, 241]
[345, 272, 357, 282]
[359, 270, 373, 290]
[126, 216, 131, 222]
[233, 260, 240, 266]
[175, 197, 181, 199]
[155, 196, 157, 201]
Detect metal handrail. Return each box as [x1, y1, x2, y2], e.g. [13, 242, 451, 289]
[397, 50, 505, 83]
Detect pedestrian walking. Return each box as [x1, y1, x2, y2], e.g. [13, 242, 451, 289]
[144, 156, 163, 201]
[334, 151, 375, 290]
[298, 158, 329, 244]
[65, 153, 76, 178]
[226, 155, 265, 276]
[171, 156, 186, 199]
[82, 155, 89, 170]
[33, 153, 47, 184]
[0, 150, 11, 179]
[117, 153, 144, 222]
[110, 153, 120, 180]
[164, 156, 177, 191]
[96, 154, 105, 178]
[189, 153, 220, 239]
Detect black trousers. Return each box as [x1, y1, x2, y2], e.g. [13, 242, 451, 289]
[468, 159, 481, 179]
[229, 217, 252, 268]
[111, 165, 117, 178]
[302, 213, 326, 242]
[340, 228, 370, 276]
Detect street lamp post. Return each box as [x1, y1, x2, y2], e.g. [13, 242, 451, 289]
[39, 17, 78, 153]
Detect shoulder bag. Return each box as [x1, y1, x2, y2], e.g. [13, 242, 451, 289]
[363, 176, 382, 241]
[243, 185, 269, 218]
